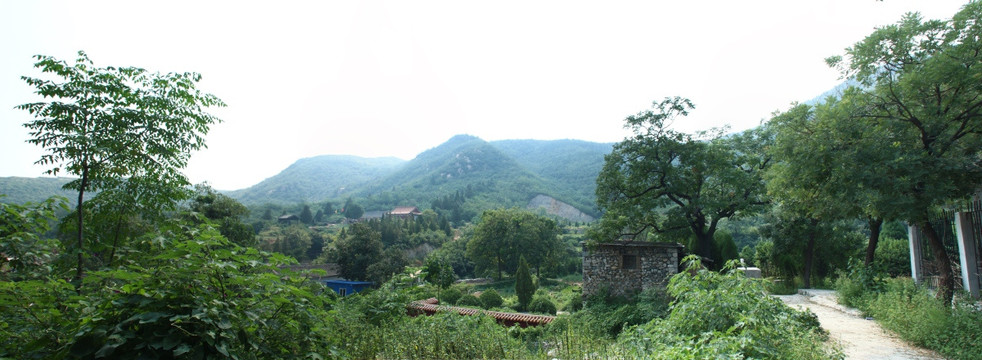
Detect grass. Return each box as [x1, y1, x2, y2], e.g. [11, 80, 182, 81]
[836, 276, 982, 360]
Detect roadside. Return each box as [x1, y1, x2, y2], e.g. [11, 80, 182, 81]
[775, 289, 943, 360]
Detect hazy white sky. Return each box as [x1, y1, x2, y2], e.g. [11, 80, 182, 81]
[0, 1, 969, 190]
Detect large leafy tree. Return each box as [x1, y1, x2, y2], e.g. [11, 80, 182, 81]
[331, 223, 383, 281]
[594, 97, 770, 265]
[827, 3, 982, 304]
[466, 209, 561, 279]
[766, 96, 905, 285]
[17, 51, 224, 283]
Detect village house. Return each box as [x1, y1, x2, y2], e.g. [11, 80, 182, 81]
[582, 241, 684, 298]
[388, 206, 422, 219]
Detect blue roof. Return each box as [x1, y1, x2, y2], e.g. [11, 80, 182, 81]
[324, 280, 372, 285]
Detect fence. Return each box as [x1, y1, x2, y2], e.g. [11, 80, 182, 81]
[913, 196, 982, 297]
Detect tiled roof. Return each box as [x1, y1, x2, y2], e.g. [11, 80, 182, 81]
[390, 206, 421, 215]
[407, 298, 555, 327]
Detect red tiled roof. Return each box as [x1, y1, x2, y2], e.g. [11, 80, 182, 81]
[407, 298, 555, 327]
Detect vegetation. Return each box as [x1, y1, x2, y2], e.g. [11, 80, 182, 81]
[593, 97, 769, 266]
[836, 271, 981, 360]
[17, 51, 224, 284]
[466, 209, 563, 279]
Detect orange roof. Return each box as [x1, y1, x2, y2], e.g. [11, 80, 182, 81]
[407, 298, 555, 327]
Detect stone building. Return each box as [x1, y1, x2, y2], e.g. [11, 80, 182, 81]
[582, 241, 684, 298]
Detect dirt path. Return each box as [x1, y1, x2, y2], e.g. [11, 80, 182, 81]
[775, 289, 942, 360]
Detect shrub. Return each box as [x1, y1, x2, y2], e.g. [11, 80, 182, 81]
[861, 278, 982, 360]
[479, 289, 503, 309]
[616, 256, 838, 359]
[439, 287, 462, 305]
[456, 294, 483, 307]
[528, 296, 557, 315]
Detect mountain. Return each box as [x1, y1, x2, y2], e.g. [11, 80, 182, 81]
[490, 139, 612, 213]
[229, 135, 611, 220]
[226, 155, 405, 204]
[0, 176, 78, 205]
[3, 135, 614, 221]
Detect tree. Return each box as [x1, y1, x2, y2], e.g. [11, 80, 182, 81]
[466, 209, 562, 279]
[827, 4, 982, 304]
[17, 51, 224, 283]
[594, 97, 770, 266]
[299, 204, 314, 225]
[343, 198, 364, 220]
[766, 95, 909, 276]
[514, 256, 535, 311]
[331, 223, 382, 281]
[189, 184, 254, 247]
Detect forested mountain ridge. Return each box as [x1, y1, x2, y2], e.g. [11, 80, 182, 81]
[2, 135, 612, 219]
[225, 155, 406, 204]
[354, 135, 604, 219]
[0, 176, 78, 205]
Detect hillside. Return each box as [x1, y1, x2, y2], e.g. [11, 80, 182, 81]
[491, 139, 612, 213]
[356, 135, 552, 211]
[0, 176, 78, 205]
[230, 135, 610, 220]
[3, 136, 612, 220]
[226, 155, 405, 204]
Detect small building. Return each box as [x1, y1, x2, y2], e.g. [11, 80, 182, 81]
[323, 280, 372, 296]
[389, 206, 422, 219]
[278, 214, 299, 225]
[582, 241, 683, 298]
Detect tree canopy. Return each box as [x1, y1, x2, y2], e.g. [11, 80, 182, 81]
[594, 97, 770, 266]
[17, 51, 224, 282]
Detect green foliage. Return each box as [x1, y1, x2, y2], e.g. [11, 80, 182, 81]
[72, 225, 337, 359]
[456, 294, 482, 307]
[873, 235, 910, 277]
[299, 204, 313, 225]
[190, 184, 255, 247]
[527, 296, 557, 315]
[423, 257, 456, 289]
[438, 287, 463, 305]
[616, 256, 838, 359]
[467, 208, 562, 279]
[594, 97, 769, 262]
[827, 2, 982, 305]
[478, 289, 503, 309]
[837, 277, 981, 360]
[514, 256, 536, 310]
[330, 223, 382, 281]
[259, 225, 312, 261]
[18, 51, 224, 282]
[0, 196, 67, 280]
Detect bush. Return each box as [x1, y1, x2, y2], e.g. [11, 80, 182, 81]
[479, 289, 503, 309]
[616, 256, 838, 359]
[456, 294, 483, 307]
[528, 296, 557, 315]
[439, 287, 462, 305]
[861, 278, 982, 360]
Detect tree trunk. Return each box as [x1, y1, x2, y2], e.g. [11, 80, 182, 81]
[75, 165, 88, 286]
[919, 220, 955, 305]
[802, 218, 819, 289]
[864, 217, 884, 266]
[694, 230, 715, 268]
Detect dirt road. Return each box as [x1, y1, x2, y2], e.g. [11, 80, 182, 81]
[776, 289, 942, 360]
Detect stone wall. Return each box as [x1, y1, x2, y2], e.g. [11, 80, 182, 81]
[582, 241, 683, 298]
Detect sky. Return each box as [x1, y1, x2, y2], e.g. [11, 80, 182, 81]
[0, 1, 970, 190]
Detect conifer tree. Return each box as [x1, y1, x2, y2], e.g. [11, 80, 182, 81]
[515, 256, 535, 311]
